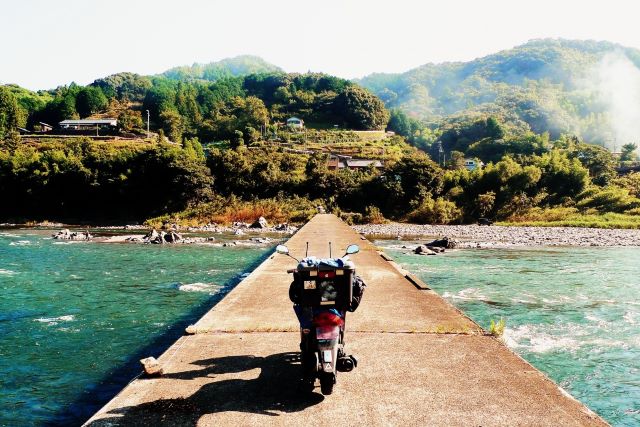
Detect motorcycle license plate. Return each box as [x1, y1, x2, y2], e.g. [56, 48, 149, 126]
[323, 350, 333, 363]
[316, 326, 339, 340]
[304, 280, 316, 289]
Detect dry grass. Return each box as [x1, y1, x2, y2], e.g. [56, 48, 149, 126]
[145, 195, 320, 228]
[501, 207, 640, 229]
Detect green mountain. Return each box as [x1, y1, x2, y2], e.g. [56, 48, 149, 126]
[161, 55, 283, 81]
[358, 39, 640, 146]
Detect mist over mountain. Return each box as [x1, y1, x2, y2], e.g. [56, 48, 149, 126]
[357, 39, 640, 149]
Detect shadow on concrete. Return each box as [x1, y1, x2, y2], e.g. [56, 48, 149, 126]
[86, 352, 324, 426]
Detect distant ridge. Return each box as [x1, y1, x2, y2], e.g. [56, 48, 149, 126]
[356, 39, 640, 144]
[161, 55, 283, 81]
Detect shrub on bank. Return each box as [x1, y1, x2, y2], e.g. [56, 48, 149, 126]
[405, 196, 462, 224]
[500, 208, 640, 229]
[363, 206, 387, 224]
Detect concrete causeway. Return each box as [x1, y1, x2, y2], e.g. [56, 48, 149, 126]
[85, 214, 607, 426]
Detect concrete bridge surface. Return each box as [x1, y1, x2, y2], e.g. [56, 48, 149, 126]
[85, 214, 607, 426]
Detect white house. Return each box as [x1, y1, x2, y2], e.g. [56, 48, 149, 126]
[464, 158, 484, 171]
[327, 155, 383, 171]
[59, 119, 117, 130]
[286, 117, 304, 129]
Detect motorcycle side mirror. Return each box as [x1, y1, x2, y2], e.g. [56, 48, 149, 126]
[276, 244, 299, 262]
[345, 244, 360, 255]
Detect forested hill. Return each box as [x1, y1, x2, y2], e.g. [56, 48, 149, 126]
[357, 39, 640, 146]
[4, 39, 640, 152]
[161, 55, 283, 81]
[0, 70, 389, 145]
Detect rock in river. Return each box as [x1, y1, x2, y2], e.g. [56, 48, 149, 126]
[250, 216, 269, 229]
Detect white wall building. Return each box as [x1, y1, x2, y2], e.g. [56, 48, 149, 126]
[286, 117, 304, 129]
[464, 158, 484, 171]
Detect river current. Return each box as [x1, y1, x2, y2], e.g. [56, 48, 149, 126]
[0, 229, 272, 426]
[378, 240, 640, 427]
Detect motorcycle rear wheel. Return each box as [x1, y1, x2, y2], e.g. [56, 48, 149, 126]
[320, 373, 335, 395]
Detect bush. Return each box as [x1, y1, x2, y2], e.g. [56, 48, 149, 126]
[405, 197, 462, 224]
[489, 318, 506, 337]
[338, 212, 364, 225]
[363, 206, 387, 224]
[576, 186, 640, 213]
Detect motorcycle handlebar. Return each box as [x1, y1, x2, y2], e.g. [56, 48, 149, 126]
[287, 269, 296, 274]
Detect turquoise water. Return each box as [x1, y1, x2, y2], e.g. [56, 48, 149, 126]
[0, 230, 272, 426]
[379, 241, 640, 426]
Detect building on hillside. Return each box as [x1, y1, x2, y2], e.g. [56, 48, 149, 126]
[464, 158, 485, 171]
[59, 119, 117, 131]
[346, 159, 384, 170]
[327, 154, 383, 171]
[327, 155, 340, 170]
[38, 122, 53, 133]
[286, 117, 304, 129]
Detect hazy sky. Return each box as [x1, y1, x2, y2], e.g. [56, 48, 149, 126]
[2, 0, 640, 90]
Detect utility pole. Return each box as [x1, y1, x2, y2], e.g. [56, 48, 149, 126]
[146, 110, 150, 139]
[96, 123, 99, 137]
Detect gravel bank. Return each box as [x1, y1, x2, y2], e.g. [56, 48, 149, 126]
[352, 223, 640, 248]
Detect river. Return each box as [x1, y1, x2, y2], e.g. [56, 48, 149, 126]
[2, 229, 638, 426]
[0, 229, 272, 426]
[378, 240, 640, 427]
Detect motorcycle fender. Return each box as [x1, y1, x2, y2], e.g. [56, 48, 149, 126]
[319, 348, 338, 373]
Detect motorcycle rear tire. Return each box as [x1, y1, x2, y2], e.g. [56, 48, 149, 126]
[320, 373, 335, 395]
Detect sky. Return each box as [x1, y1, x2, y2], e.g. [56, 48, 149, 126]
[2, 0, 640, 90]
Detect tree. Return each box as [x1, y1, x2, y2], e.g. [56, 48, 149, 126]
[477, 192, 496, 217]
[370, 152, 444, 216]
[621, 143, 638, 162]
[183, 137, 205, 160]
[0, 87, 27, 139]
[231, 130, 244, 149]
[333, 86, 389, 130]
[486, 117, 505, 139]
[534, 151, 589, 199]
[448, 151, 466, 170]
[159, 109, 184, 143]
[75, 87, 108, 118]
[92, 72, 152, 102]
[118, 110, 144, 132]
[175, 82, 202, 134]
[2, 130, 21, 152]
[567, 142, 617, 186]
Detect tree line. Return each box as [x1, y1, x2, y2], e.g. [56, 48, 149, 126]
[1, 131, 639, 225]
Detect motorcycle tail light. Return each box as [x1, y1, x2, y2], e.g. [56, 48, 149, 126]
[313, 311, 343, 327]
[318, 271, 336, 279]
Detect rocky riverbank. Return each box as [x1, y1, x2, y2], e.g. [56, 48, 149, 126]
[93, 217, 298, 235]
[40, 217, 295, 247]
[100, 233, 277, 247]
[353, 223, 640, 247]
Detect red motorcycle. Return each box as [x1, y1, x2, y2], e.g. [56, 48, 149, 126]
[276, 243, 364, 395]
